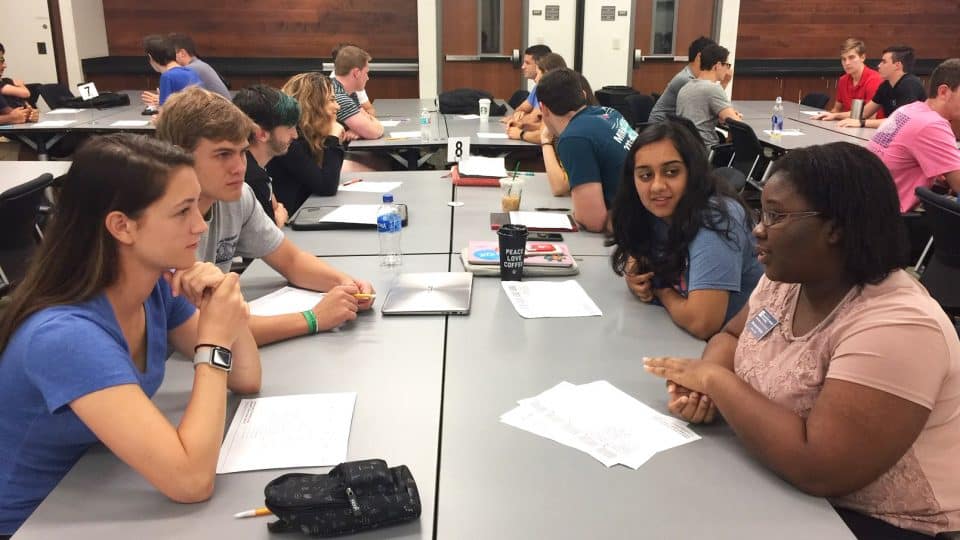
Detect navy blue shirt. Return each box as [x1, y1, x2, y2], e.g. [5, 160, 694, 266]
[556, 106, 637, 205]
[0, 279, 194, 534]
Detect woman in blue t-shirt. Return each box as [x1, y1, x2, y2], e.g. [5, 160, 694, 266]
[607, 118, 763, 339]
[0, 134, 261, 536]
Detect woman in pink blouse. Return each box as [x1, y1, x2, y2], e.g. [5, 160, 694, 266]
[645, 142, 960, 539]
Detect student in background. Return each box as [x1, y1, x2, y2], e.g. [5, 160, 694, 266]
[267, 72, 346, 214]
[331, 43, 376, 117]
[818, 38, 884, 119]
[506, 52, 567, 143]
[675, 44, 742, 149]
[330, 45, 382, 141]
[868, 58, 960, 213]
[156, 88, 374, 345]
[232, 85, 301, 227]
[538, 68, 637, 232]
[645, 142, 960, 540]
[608, 119, 762, 339]
[649, 36, 718, 123]
[0, 42, 39, 109]
[502, 44, 552, 126]
[142, 34, 203, 106]
[167, 33, 230, 98]
[817, 45, 926, 128]
[0, 134, 261, 538]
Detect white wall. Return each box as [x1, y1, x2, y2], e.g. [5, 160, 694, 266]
[526, 0, 577, 90]
[581, 0, 633, 88]
[418, 0, 439, 99]
[60, 0, 109, 88]
[0, 3, 57, 84]
[717, 0, 740, 98]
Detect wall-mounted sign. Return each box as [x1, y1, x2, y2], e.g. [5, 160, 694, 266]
[601, 6, 615, 21]
[545, 5, 560, 20]
[532, 9, 542, 15]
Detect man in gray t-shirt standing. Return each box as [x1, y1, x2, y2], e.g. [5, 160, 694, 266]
[649, 36, 717, 123]
[168, 33, 231, 98]
[676, 44, 742, 147]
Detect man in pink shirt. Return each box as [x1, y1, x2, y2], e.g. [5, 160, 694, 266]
[830, 38, 884, 118]
[868, 58, 960, 213]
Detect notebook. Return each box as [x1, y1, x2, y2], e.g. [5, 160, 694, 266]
[489, 211, 579, 232]
[381, 272, 474, 315]
[466, 241, 574, 268]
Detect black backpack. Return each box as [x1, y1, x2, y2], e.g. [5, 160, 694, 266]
[439, 88, 507, 116]
[264, 459, 421, 537]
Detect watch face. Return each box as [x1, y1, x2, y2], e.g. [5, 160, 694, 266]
[211, 347, 232, 370]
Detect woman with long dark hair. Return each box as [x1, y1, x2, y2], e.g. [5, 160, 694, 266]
[0, 134, 260, 537]
[645, 142, 960, 539]
[608, 118, 763, 339]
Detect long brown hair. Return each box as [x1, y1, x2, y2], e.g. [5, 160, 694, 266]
[0, 134, 194, 350]
[282, 72, 336, 162]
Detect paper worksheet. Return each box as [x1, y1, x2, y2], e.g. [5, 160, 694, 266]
[318, 204, 380, 225]
[508, 211, 572, 230]
[458, 155, 506, 177]
[217, 393, 356, 474]
[389, 131, 421, 139]
[248, 286, 326, 317]
[45, 108, 84, 115]
[339, 181, 402, 193]
[800, 110, 823, 116]
[501, 381, 699, 469]
[33, 120, 75, 127]
[380, 120, 402, 127]
[109, 120, 151, 127]
[501, 280, 602, 319]
[762, 129, 804, 136]
[477, 132, 508, 139]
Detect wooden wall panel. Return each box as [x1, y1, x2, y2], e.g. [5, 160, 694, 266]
[737, 0, 960, 59]
[92, 74, 419, 99]
[441, 0, 524, 98]
[102, 1, 418, 59]
[631, 1, 714, 96]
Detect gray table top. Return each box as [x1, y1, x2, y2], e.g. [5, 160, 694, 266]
[732, 100, 877, 141]
[351, 99, 447, 149]
[0, 160, 71, 194]
[735, 115, 870, 150]
[283, 170, 454, 256]
[437, 255, 854, 540]
[16, 254, 449, 540]
[451, 172, 612, 257]
[443, 101, 536, 149]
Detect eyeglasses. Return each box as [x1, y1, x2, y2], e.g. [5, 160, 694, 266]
[757, 209, 821, 228]
[722, 62, 732, 68]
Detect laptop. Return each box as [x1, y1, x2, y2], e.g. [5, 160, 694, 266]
[381, 272, 474, 315]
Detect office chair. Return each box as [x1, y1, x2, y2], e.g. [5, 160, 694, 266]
[915, 187, 960, 318]
[713, 166, 748, 193]
[801, 92, 831, 110]
[722, 119, 777, 190]
[624, 93, 655, 127]
[595, 85, 639, 126]
[0, 173, 54, 290]
[508, 89, 530, 110]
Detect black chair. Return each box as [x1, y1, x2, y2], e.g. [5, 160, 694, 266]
[595, 85, 639, 126]
[36, 83, 75, 110]
[721, 119, 777, 190]
[0, 173, 54, 290]
[916, 187, 960, 317]
[624, 93, 655, 127]
[713, 166, 748, 192]
[508, 89, 530, 110]
[801, 92, 831, 110]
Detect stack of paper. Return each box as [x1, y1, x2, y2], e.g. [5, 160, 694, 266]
[217, 393, 356, 474]
[458, 155, 507, 177]
[501, 280, 602, 318]
[248, 286, 326, 316]
[501, 381, 699, 469]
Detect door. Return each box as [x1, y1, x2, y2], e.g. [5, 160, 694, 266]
[0, 3, 58, 84]
[441, 0, 524, 100]
[581, 0, 634, 89]
[524, 0, 576, 90]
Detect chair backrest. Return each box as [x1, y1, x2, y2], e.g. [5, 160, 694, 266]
[37, 83, 75, 110]
[595, 85, 639, 125]
[916, 187, 960, 267]
[624, 93, 655, 125]
[801, 92, 831, 110]
[0, 173, 54, 286]
[724, 119, 764, 178]
[712, 166, 748, 192]
[508, 89, 530, 110]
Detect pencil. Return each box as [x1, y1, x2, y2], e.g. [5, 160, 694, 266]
[353, 293, 376, 300]
[233, 507, 272, 518]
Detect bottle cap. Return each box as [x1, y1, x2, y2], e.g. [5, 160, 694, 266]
[382, 194, 394, 203]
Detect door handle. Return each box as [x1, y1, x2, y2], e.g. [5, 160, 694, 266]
[633, 49, 643, 68]
[511, 49, 520, 67]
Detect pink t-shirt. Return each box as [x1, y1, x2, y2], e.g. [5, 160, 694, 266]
[836, 66, 884, 117]
[868, 100, 960, 212]
[735, 271, 960, 535]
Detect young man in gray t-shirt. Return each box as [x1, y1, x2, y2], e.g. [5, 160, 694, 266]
[649, 36, 717, 123]
[157, 87, 375, 346]
[675, 44, 741, 147]
[168, 33, 231, 98]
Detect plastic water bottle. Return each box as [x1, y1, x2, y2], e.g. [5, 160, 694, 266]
[419, 107, 431, 140]
[377, 194, 402, 266]
[772, 96, 784, 133]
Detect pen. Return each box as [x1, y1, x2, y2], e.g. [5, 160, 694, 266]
[534, 207, 571, 212]
[233, 507, 272, 519]
[353, 293, 376, 300]
[384, 137, 408, 141]
[342, 178, 363, 186]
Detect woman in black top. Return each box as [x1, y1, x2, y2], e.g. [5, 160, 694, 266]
[267, 72, 346, 213]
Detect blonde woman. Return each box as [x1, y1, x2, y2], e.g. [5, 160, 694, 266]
[266, 72, 346, 213]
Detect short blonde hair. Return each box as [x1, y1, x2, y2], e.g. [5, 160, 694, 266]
[841, 38, 866, 57]
[333, 45, 371, 76]
[155, 87, 255, 151]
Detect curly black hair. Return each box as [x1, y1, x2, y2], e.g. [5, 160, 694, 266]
[766, 142, 909, 285]
[606, 118, 752, 285]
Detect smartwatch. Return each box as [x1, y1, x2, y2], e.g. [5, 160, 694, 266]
[194, 344, 233, 372]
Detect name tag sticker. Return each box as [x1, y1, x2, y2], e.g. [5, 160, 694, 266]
[747, 308, 780, 340]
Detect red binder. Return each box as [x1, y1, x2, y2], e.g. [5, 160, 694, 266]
[450, 165, 501, 187]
